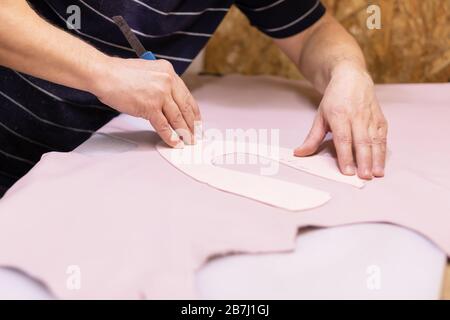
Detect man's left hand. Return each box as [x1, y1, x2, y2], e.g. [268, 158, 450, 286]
[294, 62, 388, 180]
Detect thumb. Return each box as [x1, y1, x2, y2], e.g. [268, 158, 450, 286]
[294, 112, 327, 157]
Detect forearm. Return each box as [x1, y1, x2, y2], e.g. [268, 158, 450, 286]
[275, 13, 369, 94]
[0, 0, 107, 94]
[300, 15, 368, 93]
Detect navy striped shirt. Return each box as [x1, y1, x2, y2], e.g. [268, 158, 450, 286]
[0, 0, 325, 196]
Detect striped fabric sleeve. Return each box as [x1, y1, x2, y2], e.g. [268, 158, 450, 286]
[235, 0, 326, 38]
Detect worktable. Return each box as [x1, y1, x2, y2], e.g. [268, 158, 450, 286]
[0, 75, 448, 299]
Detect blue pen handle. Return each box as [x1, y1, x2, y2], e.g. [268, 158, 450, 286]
[140, 51, 156, 61]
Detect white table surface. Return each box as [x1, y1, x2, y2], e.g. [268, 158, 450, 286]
[0, 114, 446, 300]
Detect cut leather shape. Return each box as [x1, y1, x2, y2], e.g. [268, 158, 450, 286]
[158, 139, 365, 187]
[157, 139, 366, 211]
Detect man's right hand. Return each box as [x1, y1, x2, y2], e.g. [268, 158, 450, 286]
[0, 1, 201, 149]
[92, 58, 201, 148]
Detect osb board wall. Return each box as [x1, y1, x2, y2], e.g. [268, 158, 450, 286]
[445, 265, 450, 300]
[204, 0, 450, 83]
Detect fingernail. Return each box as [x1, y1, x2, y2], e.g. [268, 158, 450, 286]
[174, 140, 185, 149]
[293, 147, 305, 157]
[363, 169, 373, 179]
[344, 165, 355, 175]
[170, 129, 179, 142]
[374, 166, 385, 177]
[186, 134, 195, 145]
[181, 132, 194, 145]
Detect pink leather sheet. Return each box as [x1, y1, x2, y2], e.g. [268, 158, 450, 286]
[0, 75, 448, 299]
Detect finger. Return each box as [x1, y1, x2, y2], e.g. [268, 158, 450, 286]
[177, 77, 203, 140]
[294, 112, 327, 157]
[369, 125, 385, 177]
[371, 101, 388, 177]
[149, 111, 183, 148]
[178, 76, 201, 122]
[172, 76, 201, 133]
[329, 118, 355, 176]
[162, 97, 194, 145]
[370, 116, 388, 177]
[352, 118, 373, 180]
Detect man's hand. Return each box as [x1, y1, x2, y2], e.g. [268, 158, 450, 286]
[92, 58, 201, 148]
[0, 0, 200, 149]
[294, 62, 388, 179]
[274, 13, 388, 179]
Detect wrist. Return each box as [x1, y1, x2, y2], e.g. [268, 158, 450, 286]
[330, 58, 370, 79]
[329, 59, 373, 86]
[83, 52, 116, 97]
